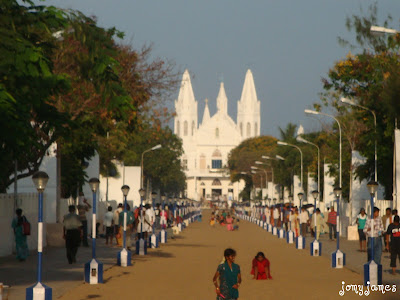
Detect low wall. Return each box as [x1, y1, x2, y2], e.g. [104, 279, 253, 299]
[0, 193, 47, 257]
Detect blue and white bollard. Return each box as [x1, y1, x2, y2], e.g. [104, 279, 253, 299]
[85, 179, 103, 283]
[332, 249, 345, 268]
[364, 260, 382, 286]
[178, 222, 182, 232]
[278, 228, 286, 239]
[286, 230, 294, 244]
[117, 248, 132, 267]
[263, 222, 267, 230]
[272, 226, 278, 236]
[27, 172, 52, 300]
[84, 258, 104, 284]
[310, 239, 322, 256]
[136, 236, 148, 255]
[149, 232, 159, 248]
[296, 235, 305, 249]
[267, 224, 272, 233]
[159, 229, 167, 244]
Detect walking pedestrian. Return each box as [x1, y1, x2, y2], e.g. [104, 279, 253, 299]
[356, 208, 367, 252]
[364, 207, 384, 264]
[113, 203, 123, 245]
[327, 206, 337, 241]
[103, 206, 114, 245]
[386, 215, 400, 275]
[77, 192, 91, 247]
[11, 209, 29, 261]
[273, 206, 279, 227]
[311, 208, 323, 239]
[212, 248, 241, 300]
[63, 205, 82, 264]
[382, 208, 393, 252]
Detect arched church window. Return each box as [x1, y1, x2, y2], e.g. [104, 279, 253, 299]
[184, 121, 188, 136]
[215, 128, 219, 138]
[192, 121, 195, 136]
[240, 123, 243, 136]
[212, 178, 222, 186]
[247, 122, 251, 137]
[177, 121, 180, 136]
[254, 122, 258, 136]
[212, 149, 222, 157]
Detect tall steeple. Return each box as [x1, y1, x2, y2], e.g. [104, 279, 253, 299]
[216, 82, 228, 115]
[174, 70, 198, 138]
[202, 98, 210, 125]
[237, 69, 261, 139]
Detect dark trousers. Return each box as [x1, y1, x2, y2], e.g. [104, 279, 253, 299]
[329, 223, 337, 240]
[301, 223, 307, 237]
[66, 229, 81, 264]
[81, 220, 88, 246]
[390, 247, 400, 268]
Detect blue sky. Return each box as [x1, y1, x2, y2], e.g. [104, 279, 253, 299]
[46, 0, 400, 137]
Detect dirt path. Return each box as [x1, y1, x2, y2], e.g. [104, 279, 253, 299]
[58, 210, 394, 300]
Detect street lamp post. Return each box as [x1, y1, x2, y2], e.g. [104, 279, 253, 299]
[310, 190, 321, 256]
[27, 171, 52, 300]
[140, 144, 162, 191]
[136, 188, 147, 255]
[287, 195, 295, 244]
[117, 185, 132, 266]
[364, 181, 382, 285]
[277, 141, 303, 206]
[296, 192, 305, 249]
[150, 192, 159, 248]
[341, 97, 378, 209]
[332, 187, 346, 268]
[84, 178, 103, 284]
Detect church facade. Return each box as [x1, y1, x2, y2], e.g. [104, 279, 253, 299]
[174, 69, 261, 202]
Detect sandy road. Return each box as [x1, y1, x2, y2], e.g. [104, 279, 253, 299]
[58, 210, 395, 300]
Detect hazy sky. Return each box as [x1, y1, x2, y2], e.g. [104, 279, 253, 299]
[46, 0, 400, 137]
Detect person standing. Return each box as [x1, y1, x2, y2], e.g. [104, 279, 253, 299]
[77, 192, 91, 247]
[356, 208, 367, 252]
[103, 206, 114, 245]
[273, 206, 279, 227]
[63, 205, 82, 264]
[291, 208, 300, 237]
[311, 208, 323, 239]
[364, 207, 384, 264]
[113, 203, 123, 245]
[382, 208, 393, 252]
[386, 215, 400, 275]
[327, 206, 337, 241]
[299, 206, 309, 237]
[11, 209, 29, 261]
[212, 248, 241, 300]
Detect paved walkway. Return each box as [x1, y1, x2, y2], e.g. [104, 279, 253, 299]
[1, 211, 397, 299]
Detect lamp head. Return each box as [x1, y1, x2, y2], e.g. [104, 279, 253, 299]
[139, 188, 146, 198]
[277, 141, 288, 146]
[151, 192, 157, 200]
[151, 144, 162, 151]
[367, 180, 379, 196]
[288, 195, 293, 202]
[88, 177, 100, 193]
[32, 171, 49, 192]
[304, 109, 319, 115]
[276, 155, 285, 161]
[333, 186, 342, 198]
[296, 136, 306, 143]
[340, 97, 356, 106]
[121, 185, 130, 196]
[311, 190, 319, 200]
[255, 161, 263, 165]
[161, 194, 166, 201]
[297, 192, 304, 201]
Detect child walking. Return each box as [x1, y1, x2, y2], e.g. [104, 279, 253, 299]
[251, 252, 272, 280]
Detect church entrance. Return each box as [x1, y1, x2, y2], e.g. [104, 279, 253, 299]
[212, 189, 222, 201]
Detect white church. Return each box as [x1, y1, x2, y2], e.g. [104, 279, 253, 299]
[174, 69, 261, 202]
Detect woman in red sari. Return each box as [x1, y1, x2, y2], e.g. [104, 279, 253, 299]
[251, 252, 272, 280]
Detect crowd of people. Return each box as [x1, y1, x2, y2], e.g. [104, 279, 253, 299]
[210, 207, 239, 231]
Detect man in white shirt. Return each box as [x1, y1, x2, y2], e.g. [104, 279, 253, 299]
[103, 206, 114, 245]
[273, 206, 280, 226]
[264, 206, 270, 224]
[299, 206, 309, 237]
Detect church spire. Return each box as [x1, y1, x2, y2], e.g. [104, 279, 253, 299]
[202, 98, 210, 125]
[216, 82, 228, 115]
[177, 69, 196, 106]
[239, 69, 258, 104]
